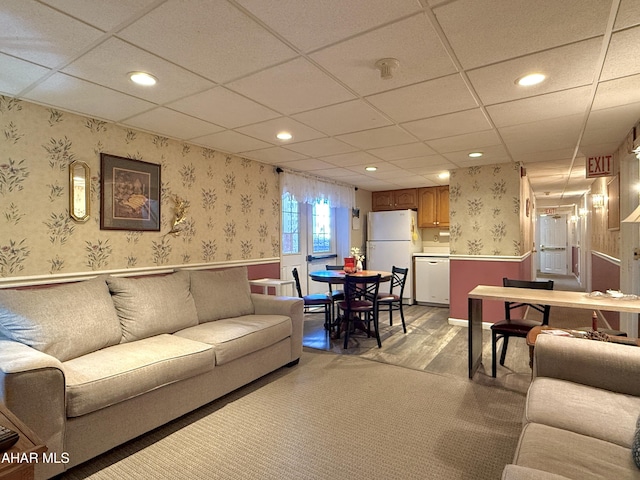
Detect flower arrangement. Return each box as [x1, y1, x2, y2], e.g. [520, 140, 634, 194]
[350, 247, 365, 262]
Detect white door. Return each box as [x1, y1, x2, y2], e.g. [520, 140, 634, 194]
[539, 214, 568, 275]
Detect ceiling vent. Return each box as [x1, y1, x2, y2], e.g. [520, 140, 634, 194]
[375, 58, 399, 79]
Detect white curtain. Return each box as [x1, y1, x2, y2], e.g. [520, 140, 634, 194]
[280, 171, 355, 209]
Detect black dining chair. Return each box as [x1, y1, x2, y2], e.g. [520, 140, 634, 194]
[325, 264, 345, 322]
[377, 266, 409, 333]
[292, 268, 333, 331]
[337, 273, 382, 349]
[490, 277, 553, 377]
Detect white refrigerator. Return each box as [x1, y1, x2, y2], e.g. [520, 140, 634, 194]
[366, 210, 422, 305]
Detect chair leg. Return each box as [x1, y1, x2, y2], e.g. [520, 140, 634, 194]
[373, 311, 381, 348]
[388, 304, 393, 326]
[343, 313, 351, 349]
[491, 331, 498, 378]
[399, 301, 406, 333]
[499, 336, 509, 366]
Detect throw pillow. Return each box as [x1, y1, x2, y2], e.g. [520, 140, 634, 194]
[189, 266, 254, 323]
[0, 276, 122, 362]
[107, 270, 199, 343]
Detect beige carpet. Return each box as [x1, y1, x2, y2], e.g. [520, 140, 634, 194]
[61, 350, 525, 480]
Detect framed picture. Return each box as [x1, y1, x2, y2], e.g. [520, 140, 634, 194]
[607, 174, 620, 231]
[100, 153, 161, 231]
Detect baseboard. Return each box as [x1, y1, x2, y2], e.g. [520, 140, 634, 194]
[448, 318, 493, 330]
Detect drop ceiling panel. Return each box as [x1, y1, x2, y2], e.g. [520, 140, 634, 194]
[40, 0, 159, 31]
[283, 138, 357, 157]
[402, 109, 491, 141]
[0, 54, 51, 95]
[613, 0, 640, 30]
[500, 115, 585, 155]
[117, 0, 297, 83]
[427, 130, 502, 154]
[319, 151, 381, 167]
[236, 117, 325, 144]
[467, 38, 602, 106]
[24, 73, 155, 121]
[123, 107, 224, 140]
[601, 26, 640, 81]
[368, 142, 436, 161]
[390, 155, 454, 171]
[581, 103, 640, 146]
[0, 1, 104, 68]
[336, 125, 416, 150]
[593, 75, 640, 111]
[235, 0, 422, 53]
[512, 148, 576, 164]
[443, 144, 510, 164]
[192, 130, 273, 154]
[276, 158, 336, 172]
[433, 0, 611, 69]
[309, 13, 457, 96]
[167, 87, 280, 129]
[291, 100, 392, 136]
[62, 38, 215, 104]
[366, 74, 478, 123]
[241, 147, 308, 164]
[486, 87, 592, 128]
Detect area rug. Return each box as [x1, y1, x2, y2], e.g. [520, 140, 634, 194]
[61, 350, 525, 480]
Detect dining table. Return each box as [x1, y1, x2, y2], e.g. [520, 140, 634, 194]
[309, 269, 392, 339]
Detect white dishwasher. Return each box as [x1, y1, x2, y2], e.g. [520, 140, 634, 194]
[414, 256, 450, 306]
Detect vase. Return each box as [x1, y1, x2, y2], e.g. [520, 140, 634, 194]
[356, 259, 363, 272]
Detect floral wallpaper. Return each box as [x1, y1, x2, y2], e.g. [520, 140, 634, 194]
[0, 95, 280, 278]
[449, 162, 522, 256]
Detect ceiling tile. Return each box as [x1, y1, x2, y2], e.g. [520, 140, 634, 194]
[310, 13, 457, 96]
[235, 117, 325, 144]
[336, 125, 416, 149]
[402, 108, 491, 141]
[427, 130, 502, 154]
[390, 155, 454, 170]
[241, 147, 308, 164]
[366, 74, 478, 123]
[310, 167, 361, 179]
[500, 115, 584, 156]
[614, 0, 640, 30]
[319, 151, 381, 167]
[593, 74, 640, 111]
[24, 73, 154, 121]
[227, 57, 355, 115]
[0, 1, 104, 68]
[511, 148, 576, 164]
[291, 100, 392, 136]
[0, 54, 51, 95]
[486, 87, 592, 128]
[581, 102, 640, 147]
[235, 0, 421, 52]
[40, 0, 158, 31]
[123, 108, 224, 140]
[368, 142, 436, 161]
[275, 158, 337, 172]
[117, 0, 297, 83]
[600, 26, 640, 81]
[62, 38, 215, 104]
[191, 129, 271, 153]
[443, 144, 510, 164]
[167, 87, 280, 129]
[467, 38, 602, 106]
[434, 0, 611, 69]
[283, 138, 357, 157]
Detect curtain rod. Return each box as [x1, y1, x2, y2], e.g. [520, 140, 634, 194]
[275, 166, 357, 190]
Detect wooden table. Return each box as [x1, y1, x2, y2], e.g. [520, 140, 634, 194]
[467, 285, 640, 378]
[308, 270, 392, 284]
[0, 404, 47, 480]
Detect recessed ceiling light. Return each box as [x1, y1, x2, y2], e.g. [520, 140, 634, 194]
[438, 172, 450, 179]
[128, 71, 157, 86]
[276, 131, 293, 141]
[516, 73, 545, 86]
[365, 166, 377, 172]
[468, 152, 483, 158]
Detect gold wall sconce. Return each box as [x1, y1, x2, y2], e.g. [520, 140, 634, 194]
[69, 160, 90, 222]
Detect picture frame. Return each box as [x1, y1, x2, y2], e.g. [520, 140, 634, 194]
[607, 174, 620, 231]
[100, 153, 161, 231]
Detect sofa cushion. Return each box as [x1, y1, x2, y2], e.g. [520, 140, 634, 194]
[0, 277, 122, 362]
[107, 271, 199, 343]
[512, 423, 637, 480]
[526, 377, 640, 448]
[189, 267, 254, 323]
[63, 334, 214, 417]
[174, 314, 291, 365]
[501, 464, 572, 480]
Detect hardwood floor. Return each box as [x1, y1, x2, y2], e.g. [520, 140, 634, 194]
[302, 303, 532, 394]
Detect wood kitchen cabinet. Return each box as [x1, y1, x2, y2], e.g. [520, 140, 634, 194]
[418, 186, 449, 228]
[371, 188, 417, 211]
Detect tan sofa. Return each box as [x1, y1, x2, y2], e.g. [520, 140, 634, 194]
[502, 334, 640, 480]
[0, 266, 303, 479]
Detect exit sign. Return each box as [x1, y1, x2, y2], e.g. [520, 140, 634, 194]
[586, 155, 613, 178]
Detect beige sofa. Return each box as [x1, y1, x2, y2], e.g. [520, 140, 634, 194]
[0, 266, 303, 479]
[502, 334, 640, 480]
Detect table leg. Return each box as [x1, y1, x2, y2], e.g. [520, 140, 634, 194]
[468, 297, 483, 378]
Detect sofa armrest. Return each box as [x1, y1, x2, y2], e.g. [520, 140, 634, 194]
[0, 340, 66, 463]
[502, 465, 571, 480]
[533, 335, 640, 396]
[251, 294, 304, 361]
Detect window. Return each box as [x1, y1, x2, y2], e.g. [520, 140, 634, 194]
[312, 200, 331, 253]
[281, 193, 299, 255]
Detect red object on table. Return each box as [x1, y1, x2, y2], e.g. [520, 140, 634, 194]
[344, 257, 356, 273]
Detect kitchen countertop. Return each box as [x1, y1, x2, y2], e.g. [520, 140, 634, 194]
[413, 252, 450, 257]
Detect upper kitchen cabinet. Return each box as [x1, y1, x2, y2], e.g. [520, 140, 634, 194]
[418, 186, 449, 228]
[371, 189, 418, 211]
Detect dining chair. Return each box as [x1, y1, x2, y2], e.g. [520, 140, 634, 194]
[337, 273, 382, 349]
[292, 268, 333, 331]
[490, 277, 554, 377]
[377, 266, 409, 333]
[325, 264, 345, 322]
